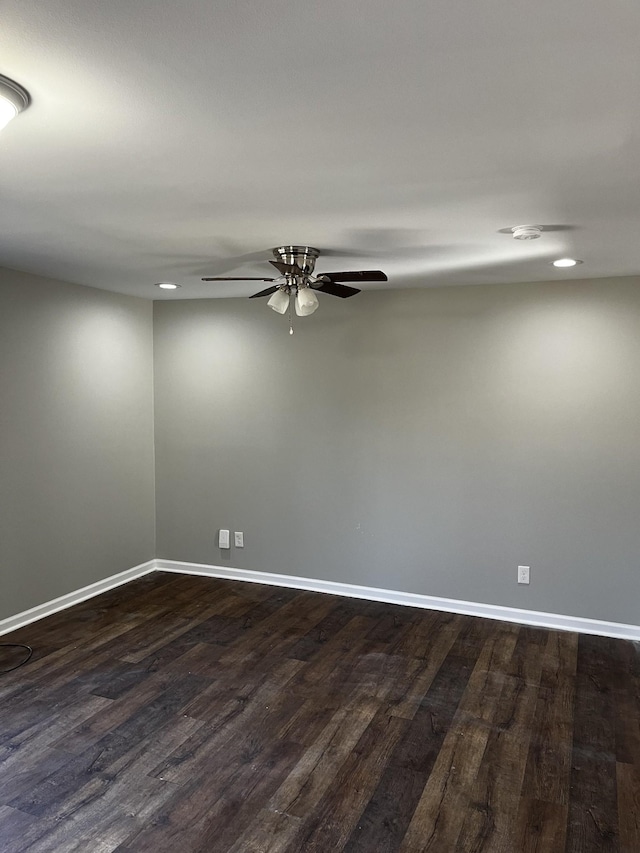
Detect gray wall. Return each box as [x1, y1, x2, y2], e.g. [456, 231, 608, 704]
[154, 277, 640, 625]
[0, 268, 155, 619]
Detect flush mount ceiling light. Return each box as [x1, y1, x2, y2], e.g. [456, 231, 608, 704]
[0, 74, 30, 131]
[511, 225, 543, 240]
[552, 258, 583, 268]
[155, 282, 181, 290]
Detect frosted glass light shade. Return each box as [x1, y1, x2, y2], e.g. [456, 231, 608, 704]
[267, 288, 290, 314]
[295, 287, 319, 316]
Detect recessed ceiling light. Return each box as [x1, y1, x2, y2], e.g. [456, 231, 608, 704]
[155, 282, 181, 290]
[0, 74, 30, 131]
[552, 258, 583, 268]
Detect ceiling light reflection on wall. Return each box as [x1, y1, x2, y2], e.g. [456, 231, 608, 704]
[0, 74, 30, 131]
[552, 258, 583, 268]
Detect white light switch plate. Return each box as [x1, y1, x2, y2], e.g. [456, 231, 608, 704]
[218, 529, 230, 549]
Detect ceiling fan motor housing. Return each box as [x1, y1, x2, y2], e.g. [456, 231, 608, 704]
[273, 245, 319, 276]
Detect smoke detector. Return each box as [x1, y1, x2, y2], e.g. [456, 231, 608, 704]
[511, 225, 542, 240]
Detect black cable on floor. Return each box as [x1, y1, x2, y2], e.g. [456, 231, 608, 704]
[0, 643, 33, 673]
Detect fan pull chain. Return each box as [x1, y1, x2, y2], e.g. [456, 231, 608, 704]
[288, 299, 294, 335]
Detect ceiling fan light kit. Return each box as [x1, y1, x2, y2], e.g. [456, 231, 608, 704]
[0, 73, 30, 131]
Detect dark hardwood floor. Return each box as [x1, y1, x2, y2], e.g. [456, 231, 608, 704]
[0, 571, 638, 852]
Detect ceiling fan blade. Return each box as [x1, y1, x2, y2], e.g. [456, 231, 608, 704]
[314, 281, 361, 298]
[249, 285, 279, 299]
[201, 277, 275, 281]
[269, 260, 304, 276]
[318, 270, 388, 283]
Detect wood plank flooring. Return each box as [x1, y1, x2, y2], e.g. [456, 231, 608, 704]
[0, 571, 638, 852]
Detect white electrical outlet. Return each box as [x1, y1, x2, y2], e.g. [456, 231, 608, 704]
[234, 531, 244, 548]
[218, 529, 230, 549]
[518, 565, 530, 584]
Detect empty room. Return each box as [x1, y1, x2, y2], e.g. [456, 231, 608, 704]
[1, 1, 639, 851]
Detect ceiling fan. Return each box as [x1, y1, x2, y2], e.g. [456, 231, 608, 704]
[202, 245, 388, 322]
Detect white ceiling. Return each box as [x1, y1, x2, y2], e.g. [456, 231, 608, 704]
[1, 0, 640, 299]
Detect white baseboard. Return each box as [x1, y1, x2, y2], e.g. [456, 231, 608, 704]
[155, 559, 640, 642]
[3, 557, 638, 643]
[0, 560, 156, 638]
